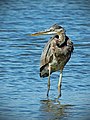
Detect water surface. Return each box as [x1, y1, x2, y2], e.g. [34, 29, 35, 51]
[0, 0, 90, 120]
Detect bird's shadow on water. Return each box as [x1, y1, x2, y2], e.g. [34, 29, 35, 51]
[39, 99, 74, 120]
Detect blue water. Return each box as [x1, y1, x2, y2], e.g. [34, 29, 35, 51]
[0, 0, 90, 120]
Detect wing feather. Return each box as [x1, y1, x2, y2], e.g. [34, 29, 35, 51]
[40, 37, 54, 68]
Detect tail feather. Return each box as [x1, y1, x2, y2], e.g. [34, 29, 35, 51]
[40, 64, 49, 77]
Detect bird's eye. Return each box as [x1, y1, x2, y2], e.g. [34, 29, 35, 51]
[51, 29, 55, 31]
[49, 29, 53, 31]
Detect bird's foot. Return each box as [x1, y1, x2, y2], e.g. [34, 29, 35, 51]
[47, 93, 49, 98]
[57, 93, 61, 99]
[47, 91, 50, 99]
[54, 98, 61, 104]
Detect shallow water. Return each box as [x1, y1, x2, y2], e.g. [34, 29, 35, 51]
[0, 0, 90, 120]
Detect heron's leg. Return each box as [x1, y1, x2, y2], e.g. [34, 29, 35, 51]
[47, 64, 51, 98]
[57, 71, 63, 99]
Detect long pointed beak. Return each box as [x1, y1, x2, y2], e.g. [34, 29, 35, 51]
[29, 30, 56, 36]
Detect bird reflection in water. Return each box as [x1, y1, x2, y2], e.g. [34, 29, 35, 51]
[39, 99, 73, 120]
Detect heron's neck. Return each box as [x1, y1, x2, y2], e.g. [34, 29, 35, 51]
[58, 33, 65, 40]
[59, 33, 65, 43]
[56, 33, 66, 47]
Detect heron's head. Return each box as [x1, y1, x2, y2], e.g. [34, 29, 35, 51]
[29, 24, 65, 36]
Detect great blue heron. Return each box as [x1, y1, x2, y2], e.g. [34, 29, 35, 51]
[30, 24, 74, 99]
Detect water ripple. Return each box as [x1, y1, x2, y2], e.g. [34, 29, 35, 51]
[0, 0, 90, 120]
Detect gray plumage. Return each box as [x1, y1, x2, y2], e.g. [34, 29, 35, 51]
[40, 32, 73, 77]
[30, 24, 74, 99]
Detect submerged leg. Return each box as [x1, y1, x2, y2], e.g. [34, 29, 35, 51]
[58, 71, 63, 99]
[47, 64, 51, 98]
